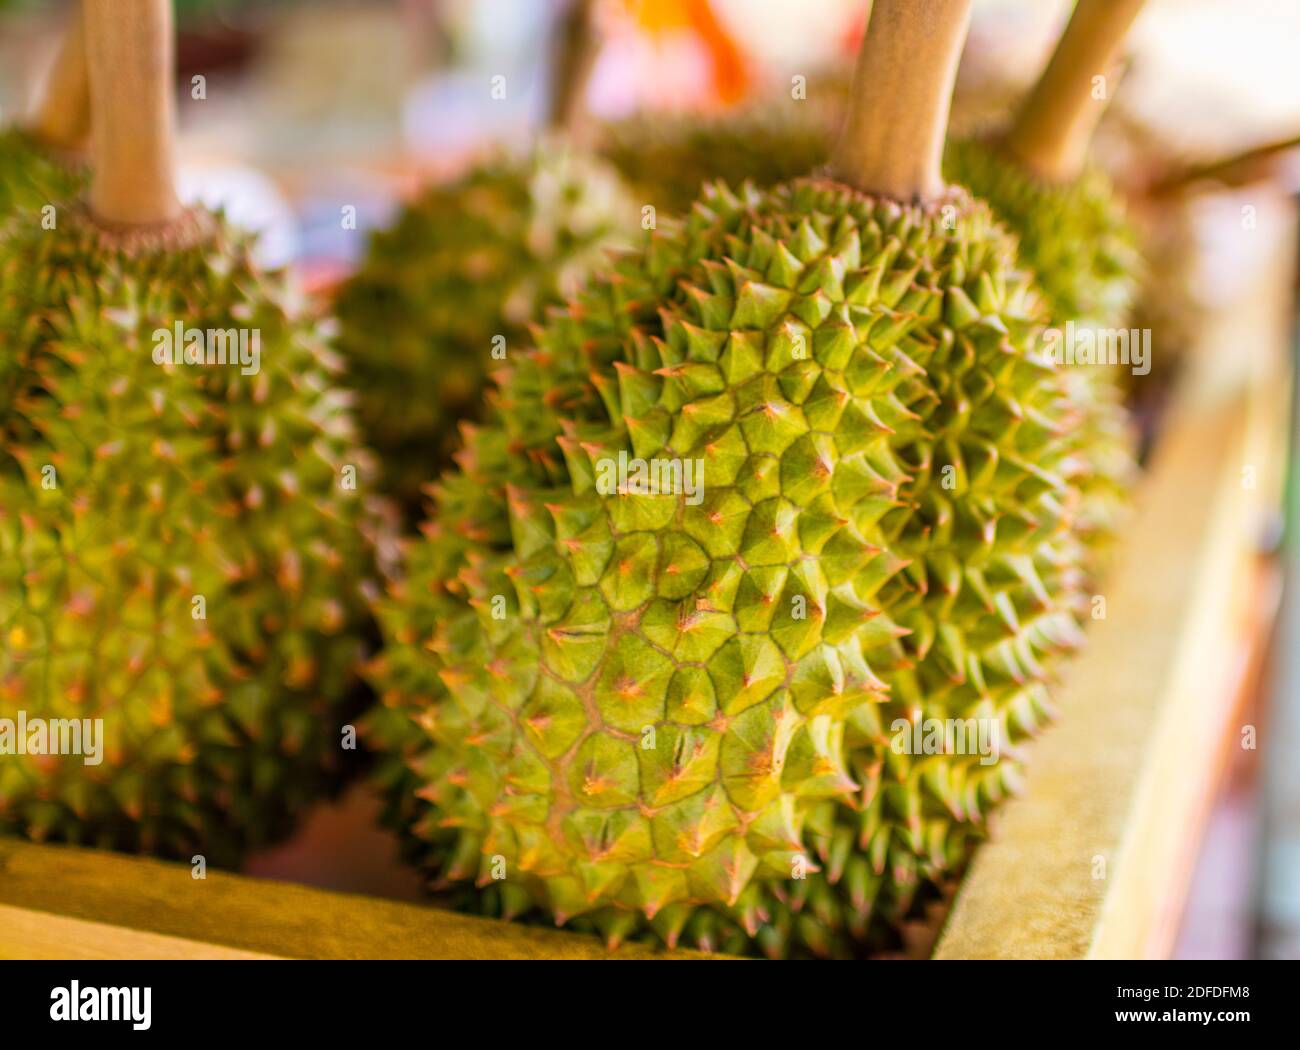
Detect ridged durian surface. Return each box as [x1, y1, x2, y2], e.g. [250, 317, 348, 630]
[0, 129, 86, 227]
[0, 209, 376, 866]
[369, 177, 1106, 955]
[333, 142, 634, 517]
[944, 136, 1140, 553]
[600, 109, 834, 215]
[943, 136, 1141, 331]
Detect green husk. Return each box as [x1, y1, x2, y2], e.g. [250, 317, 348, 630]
[366, 175, 1111, 956]
[0, 207, 378, 867]
[599, 104, 837, 215]
[333, 141, 635, 519]
[0, 128, 87, 228]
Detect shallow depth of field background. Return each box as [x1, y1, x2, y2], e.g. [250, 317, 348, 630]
[2, 0, 1299, 958]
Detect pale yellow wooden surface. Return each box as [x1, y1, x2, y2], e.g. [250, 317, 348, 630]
[0, 904, 276, 960]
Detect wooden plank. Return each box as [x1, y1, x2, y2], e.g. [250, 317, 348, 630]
[0, 904, 276, 960]
[935, 195, 1296, 960]
[0, 841, 697, 960]
[933, 395, 1253, 958]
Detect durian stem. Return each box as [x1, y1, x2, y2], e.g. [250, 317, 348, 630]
[1151, 133, 1300, 197]
[84, 0, 181, 229]
[29, 7, 90, 153]
[1004, 0, 1147, 184]
[828, 0, 972, 204]
[546, 0, 599, 139]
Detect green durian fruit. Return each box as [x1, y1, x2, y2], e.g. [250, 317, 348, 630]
[367, 175, 1103, 955]
[600, 105, 836, 215]
[333, 141, 635, 518]
[0, 128, 86, 228]
[0, 208, 377, 867]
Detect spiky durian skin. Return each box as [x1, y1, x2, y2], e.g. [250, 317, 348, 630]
[942, 136, 1141, 330]
[0, 209, 377, 867]
[333, 143, 633, 518]
[0, 129, 86, 229]
[368, 177, 1102, 955]
[943, 136, 1140, 552]
[600, 109, 833, 216]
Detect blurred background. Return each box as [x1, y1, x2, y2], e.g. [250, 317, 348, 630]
[2, 0, 1298, 958]
[3, 0, 1298, 276]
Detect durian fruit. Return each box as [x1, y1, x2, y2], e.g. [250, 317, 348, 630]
[368, 0, 1113, 956]
[0, 15, 89, 227]
[0, 128, 84, 221]
[334, 0, 635, 520]
[943, 137, 1140, 333]
[333, 143, 634, 517]
[599, 102, 837, 215]
[0, 0, 376, 867]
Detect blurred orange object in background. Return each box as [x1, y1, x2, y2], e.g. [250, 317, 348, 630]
[622, 0, 749, 103]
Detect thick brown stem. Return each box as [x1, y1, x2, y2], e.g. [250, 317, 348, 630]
[828, 0, 973, 204]
[84, 0, 181, 228]
[1004, 0, 1147, 183]
[29, 6, 91, 152]
[546, 0, 599, 139]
